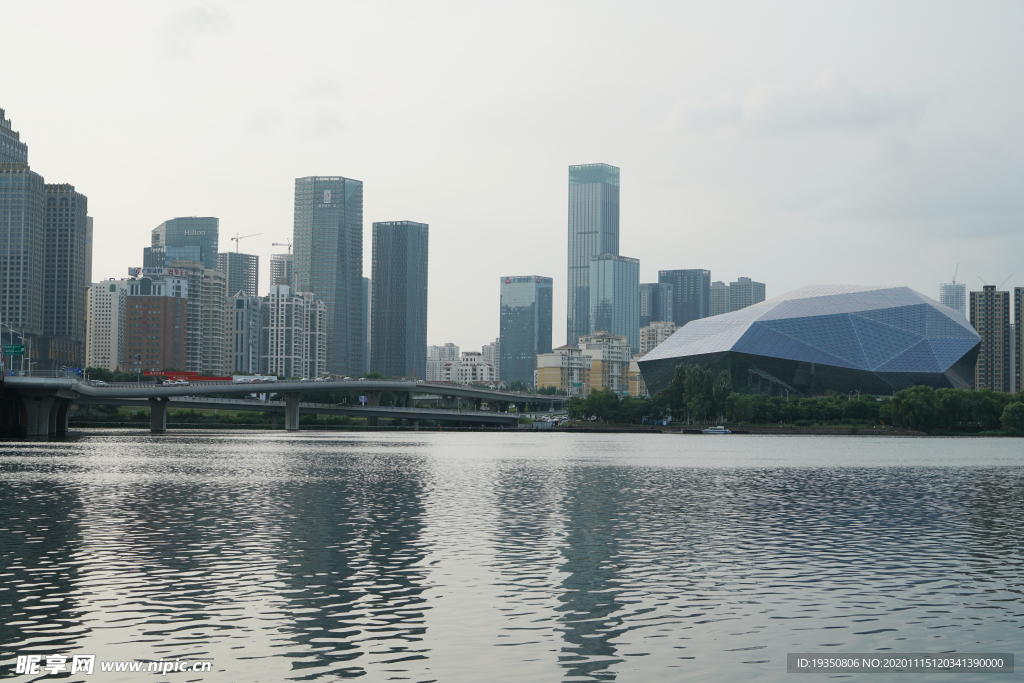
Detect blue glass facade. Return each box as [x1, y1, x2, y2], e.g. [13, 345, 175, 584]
[567, 164, 619, 345]
[658, 269, 710, 327]
[639, 282, 673, 328]
[370, 221, 428, 379]
[589, 255, 640, 353]
[499, 276, 553, 385]
[638, 285, 982, 396]
[150, 217, 219, 271]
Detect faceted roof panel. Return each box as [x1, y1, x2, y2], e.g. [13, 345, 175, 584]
[643, 285, 980, 376]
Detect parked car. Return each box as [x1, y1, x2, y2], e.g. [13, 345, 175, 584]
[90, 380, 109, 387]
[315, 377, 328, 382]
[300, 377, 310, 382]
[162, 380, 176, 386]
[175, 380, 189, 386]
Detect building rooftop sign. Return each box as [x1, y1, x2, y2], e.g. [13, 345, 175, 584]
[129, 267, 190, 278]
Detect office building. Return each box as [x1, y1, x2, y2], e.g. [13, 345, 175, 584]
[1016, 288, 1023, 394]
[225, 293, 263, 374]
[710, 281, 730, 316]
[639, 282, 673, 328]
[427, 342, 460, 382]
[536, 345, 591, 396]
[125, 273, 189, 372]
[218, 251, 259, 298]
[145, 217, 219, 270]
[260, 284, 327, 379]
[293, 176, 364, 376]
[940, 281, 967, 317]
[589, 255, 640, 353]
[370, 221, 428, 379]
[270, 252, 293, 288]
[971, 286, 1011, 392]
[443, 351, 497, 384]
[499, 275, 553, 385]
[40, 183, 90, 371]
[729, 277, 766, 312]
[640, 321, 676, 355]
[579, 331, 632, 394]
[362, 277, 371, 374]
[567, 163, 620, 345]
[86, 279, 129, 371]
[639, 285, 981, 396]
[659, 269, 710, 327]
[482, 337, 500, 378]
[0, 108, 28, 164]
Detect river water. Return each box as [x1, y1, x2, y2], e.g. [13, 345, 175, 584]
[1, 431, 1021, 682]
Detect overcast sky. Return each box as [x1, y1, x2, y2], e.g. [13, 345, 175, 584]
[3, 1, 1022, 350]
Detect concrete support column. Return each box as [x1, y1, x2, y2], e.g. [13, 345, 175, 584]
[54, 399, 72, 436]
[442, 395, 456, 409]
[516, 402, 526, 414]
[368, 416, 379, 427]
[412, 420, 420, 430]
[284, 393, 301, 431]
[23, 397, 55, 437]
[473, 398, 481, 411]
[271, 413, 278, 429]
[365, 392, 381, 406]
[148, 397, 169, 433]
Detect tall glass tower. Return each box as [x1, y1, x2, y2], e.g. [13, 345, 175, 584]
[293, 176, 364, 376]
[659, 269, 711, 327]
[590, 255, 640, 353]
[146, 217, 219, 270]
[567, 164, 619, 346]
[370, 221, 428, 379]
[499, 276, 553, 386]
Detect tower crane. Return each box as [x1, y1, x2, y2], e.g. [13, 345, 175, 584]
[272, 239, 292, 255]
[231, 232, 263, 253]
[951, 263, 958, 285]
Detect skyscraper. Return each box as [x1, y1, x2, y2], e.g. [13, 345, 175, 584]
[86, 279, 128, 371]
[590, 255, 640, 353]
[218, 251, 259, 297]
[293, 176, 364, 376]
[659, 269, 711, 327]
[145, 217, 219, 270]
[362, 277, 371, 375]
[567, 163, 619, 345]
[710, 281, 730, 316]
[225, 293, 263, 374]
[499, 276, 553, 385]
[260, 285, 327, 379]
[370, 221, 428, 379]
[639, 282, 673, 328]
[1014, 287, 1023, 394]
[940, 281, 967, 316]
[970, 285, 1010, 392]
[41, 183, 90, 369]
[270, 252, 293, 288]
[729, 277, 766, 312]
[125, 273, 189, 373]
[0, 108, 28, 164]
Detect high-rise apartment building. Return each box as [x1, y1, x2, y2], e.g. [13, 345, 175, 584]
[370, 221, 428, 379]
[166, 261, 225, 375]
[145, 217, 219, 270]
[639, 282, 673, 328]
[567, 163, 620, 345]
[427, 343, 460, 382]
[482, 337, 500, 379]
[579, 331, 632, 394]
[362, 277, 371, 375]
[0, 163, 44, 342]
[536, 345, 591, 396]
[260, 285, 327, 379]
[710, 281, 730, 316]
[443, 351, 497, 384]
[218, 252, 259, 297]
[940, 281, 967, 317]
[499, 275, 553, 386]
[640, 321, 676, 355]
[659, 269, 710, 327]
[970, 286, 1010, 392]
[1014, 288, 1023, 394]
[86, 279, 128, 371]
[225, 293, 263, 374]
[125, 274, 189, 372]
[589, 255, 640, 353]
[729, 277, 766, 312]
[293, 176, 364, 376]
[270, 252, 293, 288]
[0, 108, 28, 164]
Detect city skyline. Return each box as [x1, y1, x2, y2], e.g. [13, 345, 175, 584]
[2, 3, 1022, 350]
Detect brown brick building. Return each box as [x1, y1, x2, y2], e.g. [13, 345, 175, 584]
[125, 275, 189, 372]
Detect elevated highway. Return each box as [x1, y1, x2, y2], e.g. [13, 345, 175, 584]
[1, 377, 565, 436]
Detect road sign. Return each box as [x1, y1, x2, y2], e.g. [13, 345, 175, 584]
[3, 345, 25, 356]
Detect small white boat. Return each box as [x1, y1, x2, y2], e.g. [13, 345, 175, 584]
[702, 426, 731, 434]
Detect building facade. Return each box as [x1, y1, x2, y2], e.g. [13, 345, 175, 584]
[261, 285, 327, 379]
[218, 251, 259, 297]
[225, 293, 263, 374]
[499, 275, 553, 386]
[362, 277, 371, 375]
[145, 217, 219, 270]
[729, 277, 766, 312]
[86, 279, 128, 371]
[659, 269, 710, 328]
[443, 351, 497, 384]
[370, 221, 428, 379]
[639, 282, 673, 328]
[427, 342, 460, 382]
[940, 281, 967, 317]
[125, 274, 189, 373]
[579, 331, 632, 394]
[710, 281, 730, 316]
[1016, 288, 1023, 394]
[640, 321, 676, 355]
[39, 183, 90, 370]
[970, 286, 1010, 392]
[482, 337, 500, 378]
[589, 255, 640, 353]
[293, 176, 364, 376]
[270, 252, 293, 288]
[567, 163, 620, 347]
[163, 261, 225, 375]
[536, 345, 591, 396]
[0, 108, 28, 164]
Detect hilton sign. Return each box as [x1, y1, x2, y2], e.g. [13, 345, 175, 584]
[184, 230, 206, 236]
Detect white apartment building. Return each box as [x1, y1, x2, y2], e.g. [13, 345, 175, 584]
[225, 294, 263, 374]
[729, 277, 766, 311]
[481, 337, 500, 378]
[579, 331, 632, 394]
[443, 351, 497, 384]
[427, 342, 460, 381]
[710, 281, 730, 316]
[260, 284, 327, 379]
[536, 344, 591, 396]
[85, 279, 129, 371]
[640, 321, 676, 355]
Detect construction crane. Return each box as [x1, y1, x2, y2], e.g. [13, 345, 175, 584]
[272, 239, 292, 255]
[231, 232, 262, 253]
[951, 263, 958, 285]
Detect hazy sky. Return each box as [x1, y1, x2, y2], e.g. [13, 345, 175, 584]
[3, 1, 1022, 350]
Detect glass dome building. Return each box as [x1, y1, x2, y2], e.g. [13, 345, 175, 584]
[637, 285, 981, 397]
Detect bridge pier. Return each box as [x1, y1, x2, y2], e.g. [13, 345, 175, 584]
[23, 397, 54, 436]
[148, 397, 169, 433]
[412, 420, 420, 430]
[365, 392, 381, 406]
[284, 393, 300, 431]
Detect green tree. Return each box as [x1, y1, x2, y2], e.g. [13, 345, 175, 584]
[1000, 402, 1024, 433]
[891, 385, 937, 431]
[509, 380, 529, 393]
